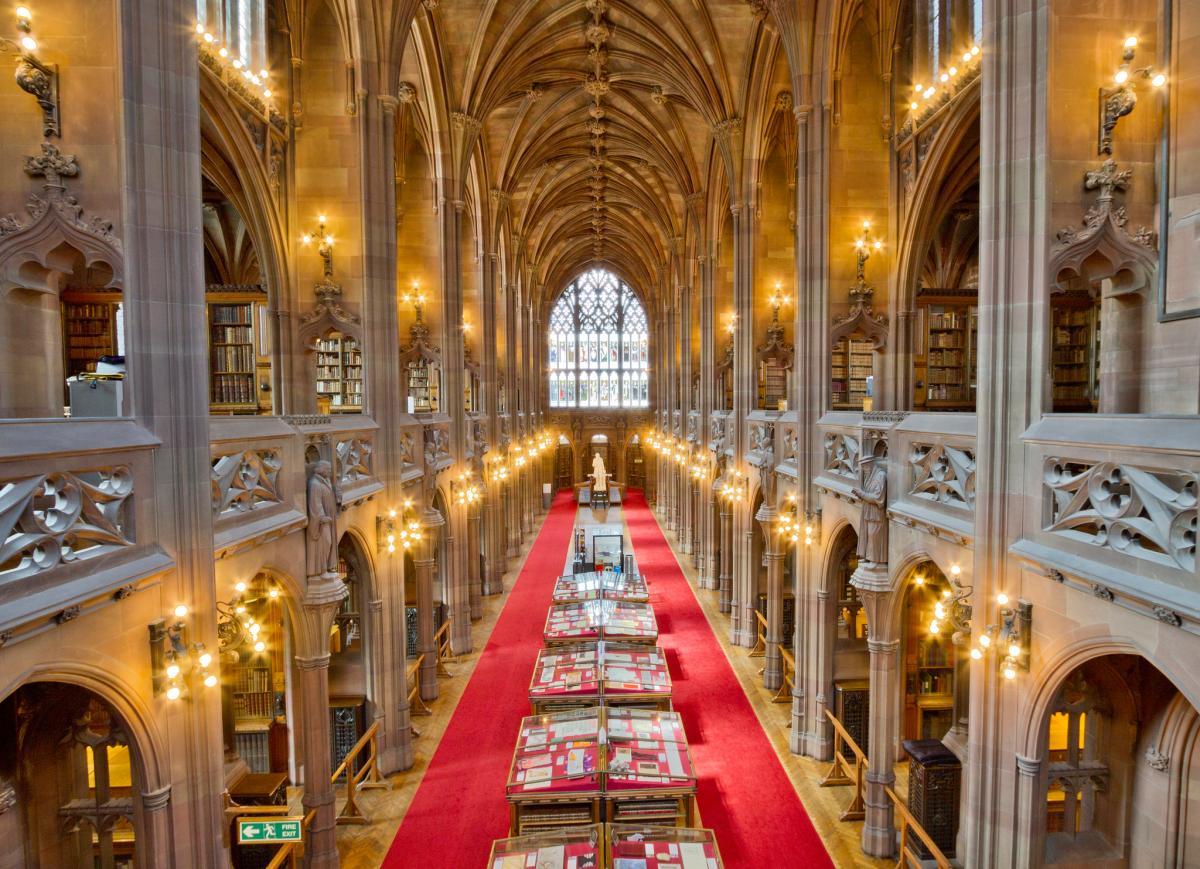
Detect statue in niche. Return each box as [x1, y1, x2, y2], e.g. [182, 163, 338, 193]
[306, 460, 339, 577]
[591, 452, 608, 493]
[851, 454, 888, 565]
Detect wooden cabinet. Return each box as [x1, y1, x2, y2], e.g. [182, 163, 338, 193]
[405, 359, 440, 412]
[62, 293, 121, 378]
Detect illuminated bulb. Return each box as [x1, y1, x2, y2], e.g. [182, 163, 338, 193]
[1152, 73, 1166, 87]
[1003, 663, 1017, 681]
[166, 663, 181, 679]
[1124, 36, 1138, 48]
[388, 508, 397, 519]
[912, 83, 922, 93]
[323, 235, 333, 245]
[268, 587, 279, 599]
[949, 66, 958, 76]
[979, 633, 991, 648]
[301, 233, 312, 244]
[198, 652, 213, 668]
[1009, 643, 1021, 658]
[929, 620, 941, 635]
[235, 581, 247, 593]
[996, 592, 1009, 606]
[940, 73, 949, 83]
[914, 575, 925, 586]
[970, 647, 983, 660]
[873, 240, 882, 250]
[1114, 69, 1129, 84]
[923, 87, 935, 99]
[263, 89, 271, 98]
[203, 32, 214, 43]
[17, 35, 33, 51]
[318, 214, 327, 224]
[970, 45, 980, 56]
[962, 51, 972, 63]
[218, 46, 228, 58]
[950, 564, 961, 576]
[174, 604, 189, 619]
[934, 603, 946, 619]
[260, 69, 269, 79]
[941, 590, 951, 599]
[203, 673, 219, 689]
[387, 542, 396, 554]
[232, 58, 243, 69]
[166, 684, 182, 701]
[194, 22, 205, 35]
[254, 640, 266, 653]
[248, 623, 260, 636]
[235, 605, 246, 614]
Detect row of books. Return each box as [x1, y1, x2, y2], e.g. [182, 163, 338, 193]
[211, 344, 254, 372]
[211, 373, 256, 405]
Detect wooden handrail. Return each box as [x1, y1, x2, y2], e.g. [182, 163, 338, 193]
[262, 809, 316, 869]
[886, 786, 952, 869]
[748, 610, 767, 658]
[820, 708, 866, 821]
[332, 720, 391, 825]
[434, 619, 455, 677]
[773, 646, 795, 705]
[407, 654, 431, 716]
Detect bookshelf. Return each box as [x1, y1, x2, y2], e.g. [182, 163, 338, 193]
[1050, 293, 1099, 412]
[903, 580, 956, 745]
[757, 358, 788, 410]
[207, 288, 269, 414]
[232, 661, 274, 773]
[406, 359, 440, 413]
[316, 331, 363, 413]
[61, 294, 121, 378]
[917, 294, 978, 411]
[830, 335, 875, 410]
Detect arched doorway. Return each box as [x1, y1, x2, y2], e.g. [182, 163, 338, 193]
[898, 561, 959, 748]
[626, 435, 645, 489]
[554, 434, 574, 490]
[0, 683, 145, 868]
[329, 534, 372, 771]
[825, 526, 869, 752]
[1037, 654, 1200, 866]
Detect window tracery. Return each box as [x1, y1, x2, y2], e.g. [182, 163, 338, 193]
[548, 269, 649, 408]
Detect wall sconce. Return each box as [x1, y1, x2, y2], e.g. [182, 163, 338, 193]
[453, 469, 482, 506]
[0, 6, 60, 138]
[1099, 36, 1167, 155]
[487, 453, 510, 484]
[301, 215, 335, 277]
[149, 604, 219, 699]
[720, 470, 747, 503]
[216, 580, 280, 657]
[402, 280, 428, 322]
[951, 567, 1033, 681]
[908, 43, 980, 117]
[377, 507, 398, 555]
[767, 281, 792, 321]
[194, 20, 273, 107]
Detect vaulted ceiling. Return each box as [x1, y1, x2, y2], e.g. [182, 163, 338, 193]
[406, 0, 772, 306]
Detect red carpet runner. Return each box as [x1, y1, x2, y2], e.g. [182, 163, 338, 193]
[622, 489, 832, 868]
[382, 491, 577, 868]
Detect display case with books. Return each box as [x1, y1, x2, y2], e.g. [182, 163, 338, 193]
[488, 824, 603, 869]
[607, 824, 724, 868]
[543, 601, 658, 646]
[915, 291, 978, 411]
[603, 709, 697, 827]
[529, 642, 672, 715]
[830, 335, 875, 410]
[553, 572, 649, 604]
[505, 709, 605, 834]
[1050, 292, 1100, 412]
[61, 292, 121, 379]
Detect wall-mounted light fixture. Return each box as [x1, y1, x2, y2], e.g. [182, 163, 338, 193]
[216, 579, 281, 657]
[401, 280, 428, 322]
[0, 6, 59, 137]
[301, 215, 335, 277]
[149, 603, 220, 700]
[193, 20, 274, 108]
[1099, 36, 1167, 154]
[767, 281, 792, 321]
[720, 469, 748, 503]
[908, 43, 980, 119]
[453, 469, 482, 506]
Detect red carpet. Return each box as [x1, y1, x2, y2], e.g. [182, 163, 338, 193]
[382, 491, 577, 868]
[622, 489, 833, 868]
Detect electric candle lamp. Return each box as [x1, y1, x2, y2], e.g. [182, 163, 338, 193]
[174, 604, 189, 619]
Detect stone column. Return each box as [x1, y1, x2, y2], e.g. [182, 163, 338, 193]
[445, 503, 472, 654]
[483, 482, 504, 594]
[718, 500, 733, 613]
[137, 785, 172, 869]
[506, 475, 520, 557]
[296, 575, 349, 869]
[1013, 755, 1045, 868]
[758, 511, 785, 690]
[855, 578, 898, 858]
[468, 505, 483, 619]
[736, 524, 756, 647]
[415, 509, 443, 701]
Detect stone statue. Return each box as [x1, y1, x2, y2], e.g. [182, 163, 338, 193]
[851, 455, 888, 565]
[306, 460, 339, 577]
[591, 452, 608, 492]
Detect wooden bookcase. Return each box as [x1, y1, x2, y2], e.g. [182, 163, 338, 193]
[62, 292, 121, 378]
[207, 288, 269, 414]
[830, 335, 875, 410]
[903, 582, 956, 746]
[757, 359, 788, 410]
[1050, 293, 1100, 412]
[316, 331, 363, 413]
[406, 359, 440, 413]
[916, 292, 978, 411]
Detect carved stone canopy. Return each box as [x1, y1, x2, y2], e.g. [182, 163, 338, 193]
[299, 277, 361, 348]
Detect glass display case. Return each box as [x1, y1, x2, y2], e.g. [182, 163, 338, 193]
[544, 601, 658, 646]
[607, 824, 723, 868]
[553, 572, 649, 604]
[529, 641, 672, 714]
[488, 823, 603, 869]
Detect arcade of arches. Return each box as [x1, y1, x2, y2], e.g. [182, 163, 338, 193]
[1, 0, 1199, 867]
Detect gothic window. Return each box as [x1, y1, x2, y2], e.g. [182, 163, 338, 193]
[547, 269, 650, 408]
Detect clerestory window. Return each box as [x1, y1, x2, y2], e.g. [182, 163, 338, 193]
[548, 269, 649, 408]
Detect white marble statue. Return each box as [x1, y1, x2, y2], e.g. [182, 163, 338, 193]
[591, 452, 608, 492]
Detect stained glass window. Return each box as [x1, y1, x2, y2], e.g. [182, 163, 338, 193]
[547, 269, 649, 408]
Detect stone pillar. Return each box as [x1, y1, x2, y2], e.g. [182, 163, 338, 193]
[856, 576, 898, 859]
[296, 575, 349, 869]
[415, 509, 443, 701]
[758, 511, 785, 690]
[137, 785, 172, 869]
[483, 483, 504, 594]
[506, 475, 520, 557]
[1013, 755, 1045, 869]
[736, 524, 756, 647]
[718, 500, 733, 613]
[468, 505, 483, 619]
